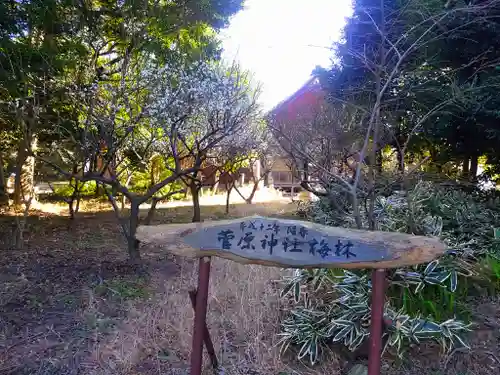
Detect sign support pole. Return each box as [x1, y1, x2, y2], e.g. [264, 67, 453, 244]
[137, 217, 446, 375]
[188, 289, 219, 371]
[368, 269, 386, 375]
[190, 257, 212, 375]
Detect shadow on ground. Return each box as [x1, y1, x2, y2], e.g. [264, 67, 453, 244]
[1, 201, 500, 375]
[0, 201, 296, 374]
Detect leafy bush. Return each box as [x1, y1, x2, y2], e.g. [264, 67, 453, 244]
[52, 180, 98, 197]
[279, 269, 471, 364]
[126, 157, 185, 200]
[281, 181, 500, 364]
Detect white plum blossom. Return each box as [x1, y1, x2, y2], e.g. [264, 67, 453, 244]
[146, 61, 260, 160]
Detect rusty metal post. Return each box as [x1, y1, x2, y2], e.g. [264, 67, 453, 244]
[189, 289, 219, 371]
[368, 269, 386, 375]
[190, 257, 212, 375]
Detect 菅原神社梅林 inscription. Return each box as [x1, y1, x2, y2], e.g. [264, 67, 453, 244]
[185, 217, 384, 266]
[136, 216, 447, 269]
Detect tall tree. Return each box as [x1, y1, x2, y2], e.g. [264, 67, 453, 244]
[0, 0, 245, 205]
[315, 0, 500, 188]
[149, 62, 261, 222]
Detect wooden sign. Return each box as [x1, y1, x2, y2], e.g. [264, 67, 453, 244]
[136, 216, 446, 269]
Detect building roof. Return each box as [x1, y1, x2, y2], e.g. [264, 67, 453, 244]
[268, 77, 321, 116]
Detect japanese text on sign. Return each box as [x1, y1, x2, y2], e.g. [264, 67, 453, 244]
[215, 219, 356, 260]
[137, 215, 446, 268]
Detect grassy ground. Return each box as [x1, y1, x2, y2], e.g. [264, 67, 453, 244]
[1, 200, 499, 375]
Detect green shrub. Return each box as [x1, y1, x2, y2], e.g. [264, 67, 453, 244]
[52, 180, 98, 197]
[127, 165, 185, 200]
[281, 181, 500, 364]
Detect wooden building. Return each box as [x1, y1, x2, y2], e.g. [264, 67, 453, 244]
[267, 77, 325, 194]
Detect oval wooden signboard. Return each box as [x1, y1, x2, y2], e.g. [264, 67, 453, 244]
[136, 216, 446, 269]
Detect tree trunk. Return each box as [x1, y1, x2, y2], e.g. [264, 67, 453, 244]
[212, 180, 220, 196]
[127, 201, 141, 262]
[13, 141, 27, 205]
[144, 197, 159, 225]
[396, 148, 404, 173]
[263, 168, 270, 187]
[74, 194, 81, 216]
[351, 193, 363, 230]
[246, 180, 259, 204]
[68, 184, 81, 220]
[68, 196, 75, 220]
[469, 154, 479, 182]
[103, 185, 141, 262]
[225, 183, 232, 214]
[68, 166, 80, 220]
[233, 179, 258, 205]
[211, 170, 220, 195]
[376, 149, 383, 174]
[462, 156, 470, 179]
[121, 174, 133, 209]
[14, 136, 37, 206]
[252, 159, 261, 188]
[14, 196, 32, 249]
[190, 182, 201, 222]
[95, 183, 101, 198]
[0, 153, 8, 206]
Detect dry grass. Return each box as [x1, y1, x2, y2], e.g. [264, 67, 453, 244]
[97, 258, 289, 375]
[76, 200, 325, 375]
[1, 199, 500, 375]
[1, 200, 317, 375]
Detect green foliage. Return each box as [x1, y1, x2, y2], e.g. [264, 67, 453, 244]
[0, 0, 245, 190]
[279, 269, 471, 364]
[316, 0, 500, 177]
[394, 284, 469, 322]
[304, 181, 500, 256]
[474, 255, 500, 293]
[279, 0, 500, 365]
[52, 181, 97, 198]
[129, 172, 184, 199]
[51, 166, 185, 201]
[282, 181, 500, 364]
